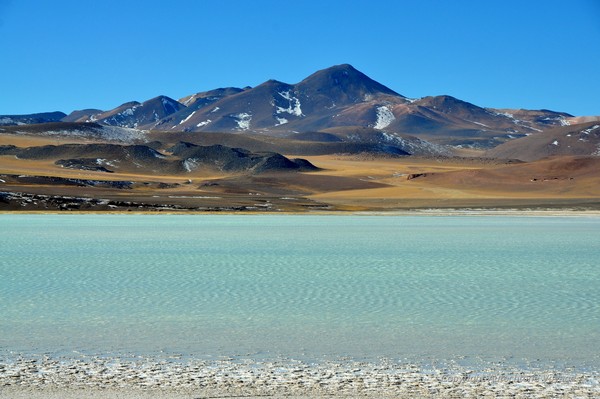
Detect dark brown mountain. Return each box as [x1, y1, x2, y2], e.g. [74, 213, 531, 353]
[8, 141, 317, 175]
[0, 122, 147, 143]
[149, 64, 581, 149]
[179, 87, 246, 107]
[66, 96, 185, 128]
[167, 142, 318, 173]
[61, 109, 104, 122]
[7, 64, 596, 153]
[147, 130, 412, 156]
[151, 87, 247, 132]
[0, 111, 66, 125]
[173, 64, 407, 134]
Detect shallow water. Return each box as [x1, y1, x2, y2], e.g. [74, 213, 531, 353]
[1, 215, 599, 368]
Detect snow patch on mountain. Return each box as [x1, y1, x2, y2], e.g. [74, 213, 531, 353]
[183, 158, 199, 172]
[14, 125, 147, 144]
[582, 125, 600, 135]
[96, 158, 117, 167]
[149, 148, 166, 159]
[275, 117, 288, 126]
[276, 91, 303, 116]
[523, 125, 542, 132]
[180, 111, 197, 125]
[211, 107, 220, 113]
[374, 106, 395, 129]
[380, 132, 451, 156]
[196, 119, 212, 127]
[234, 113, 252, 130]
[101, 126, 147, 142]
[0, 117, 24, 125]
[469, 121, 489, 128]
[497, 112, 514, 119]
[182, 96, 197, 106]
[121, 107, 137, 117]
[494, 111, 544, 132]
[560, 118, 571, 126]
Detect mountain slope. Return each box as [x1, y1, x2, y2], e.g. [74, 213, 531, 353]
[0, 122, 147, 143]
[486, 122, 600, 161]
[61, 109, 104, 123]
[67, 96, 186, 129]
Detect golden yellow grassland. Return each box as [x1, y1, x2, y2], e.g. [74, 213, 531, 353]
[2, 130, 600, 211]
[297, 155, 600, 210]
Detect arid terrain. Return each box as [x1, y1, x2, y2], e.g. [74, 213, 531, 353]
[2, 65, 599, 212]
[2, 125, 600, 212]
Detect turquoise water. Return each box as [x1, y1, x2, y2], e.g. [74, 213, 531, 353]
[1, 215, 599, 366]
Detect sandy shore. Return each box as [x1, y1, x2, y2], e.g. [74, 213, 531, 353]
[3, 208, 600, 216]
[2, 355, 599, 398]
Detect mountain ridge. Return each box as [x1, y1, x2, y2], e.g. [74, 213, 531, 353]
[3, 64, 598, 150]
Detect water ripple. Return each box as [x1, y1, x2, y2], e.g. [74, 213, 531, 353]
[1, 215, 599, 361]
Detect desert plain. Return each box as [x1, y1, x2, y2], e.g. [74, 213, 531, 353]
[2, 126, 600, 213]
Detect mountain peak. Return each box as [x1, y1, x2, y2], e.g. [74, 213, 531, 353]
[259, 79, 291, 88]
[416, 95, 477, 109]
[324, 63, 358, 72]
[144, 95, 180, 104]
[142, 95, 185, 115]
[19, 65, 578, 145]
[296, 64, 402, 105]
[301, 64, 375, 83]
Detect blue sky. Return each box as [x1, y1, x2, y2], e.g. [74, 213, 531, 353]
[1, 0, 599, 116]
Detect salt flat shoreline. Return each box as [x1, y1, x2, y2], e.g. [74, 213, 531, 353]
[3, 208, 600, 217]
[3, 375, 600, 398]
[2, 355, 599, 399]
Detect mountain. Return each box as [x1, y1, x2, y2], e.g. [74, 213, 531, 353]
[167, 142, 318, 173]
[61, 109, 104, 122]
[0, 111, 66, 126]
[0, 122, 147, 143]
[179, 87, 246, 107]
[172, 64, 409, 134]
[77, 64, 578, 149]
[5, 64, 595, 153]
[486, 122, 600, 161]
[7, 141, 317, 175]
[152, 64, 578, 148]
[65, 96, 185, 129]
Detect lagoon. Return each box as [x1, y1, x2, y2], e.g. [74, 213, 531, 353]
[1, 214, 600, 396]
[2, 214, 599, 363]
